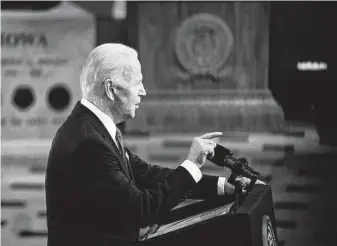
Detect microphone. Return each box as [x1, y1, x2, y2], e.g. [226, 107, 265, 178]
[207, 144, 261, 182]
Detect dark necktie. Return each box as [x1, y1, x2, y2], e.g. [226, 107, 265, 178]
[116, 129, 158, 239]
[115, 128, 134, 181]
[115, 128, 125, 157]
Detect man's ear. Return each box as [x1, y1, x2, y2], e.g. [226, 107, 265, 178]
[104, 79, 115, 101]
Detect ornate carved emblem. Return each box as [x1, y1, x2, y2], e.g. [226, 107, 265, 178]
[262, 215, 277, 246]
[175, 13, 233, 81]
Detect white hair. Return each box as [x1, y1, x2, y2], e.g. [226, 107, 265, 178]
[80, 43, 138, 99]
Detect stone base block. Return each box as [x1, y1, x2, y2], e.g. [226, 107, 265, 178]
[126, 90, 285, 134]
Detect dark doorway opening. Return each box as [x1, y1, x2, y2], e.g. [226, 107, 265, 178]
[269, 2, 337, 144]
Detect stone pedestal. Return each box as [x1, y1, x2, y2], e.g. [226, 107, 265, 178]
[1, 2, 95, 139]
[126, 90, 284, 133]
[126, 2, 284, 134]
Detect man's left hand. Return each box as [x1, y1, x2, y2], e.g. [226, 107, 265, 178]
[225, 176, 266, 195]
[235, 176, 266, 191]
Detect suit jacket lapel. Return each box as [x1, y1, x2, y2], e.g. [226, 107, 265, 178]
[72, 101, 132, 179]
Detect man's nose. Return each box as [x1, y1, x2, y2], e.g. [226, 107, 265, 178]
[139, 83, 146, 96]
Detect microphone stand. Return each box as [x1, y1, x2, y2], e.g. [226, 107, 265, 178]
[224, 152, 261, 211]
[207, 144, 262, 212]
[228, 181, 244, 214]
[227, 157, 260, 192]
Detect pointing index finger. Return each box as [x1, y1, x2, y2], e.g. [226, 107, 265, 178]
[199, 132, 223, 139]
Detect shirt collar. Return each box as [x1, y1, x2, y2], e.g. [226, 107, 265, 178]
[80, 98, 117, 142]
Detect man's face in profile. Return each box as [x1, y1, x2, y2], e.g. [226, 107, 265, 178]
[112, 58, 146, 120]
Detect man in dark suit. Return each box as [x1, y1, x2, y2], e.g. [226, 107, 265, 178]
[45, 43, 251, 246]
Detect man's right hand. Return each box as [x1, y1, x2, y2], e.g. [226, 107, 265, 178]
[186, 132, 223, 168]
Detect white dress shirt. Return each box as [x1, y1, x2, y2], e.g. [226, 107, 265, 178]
[80, 98, 227, 195]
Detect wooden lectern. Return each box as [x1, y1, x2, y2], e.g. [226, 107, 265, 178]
[137, 185, 278, 246]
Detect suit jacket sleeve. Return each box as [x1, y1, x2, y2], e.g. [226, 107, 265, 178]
[126, 147, 220, 200]
[73, 138, 198, 228]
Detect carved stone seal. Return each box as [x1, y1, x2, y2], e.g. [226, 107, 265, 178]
[175, 13, 233, 80]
